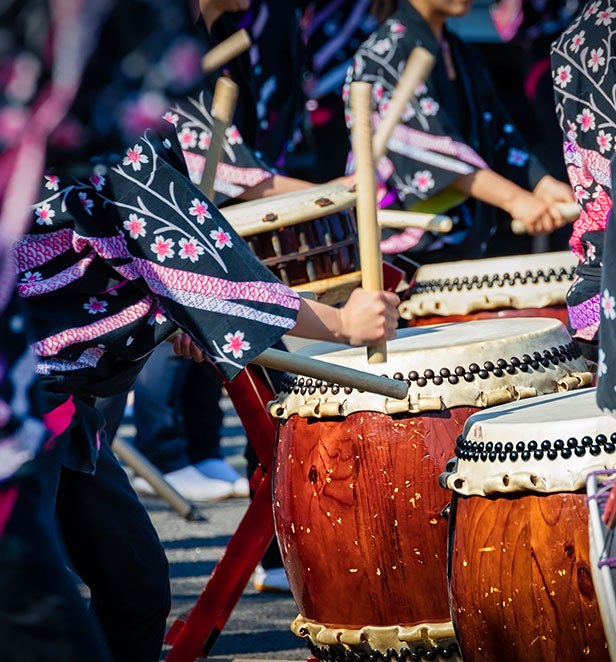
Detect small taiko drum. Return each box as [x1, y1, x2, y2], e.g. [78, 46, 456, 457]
[442, 388, 613, 662]
[269, 319, 590, 662]
[222, 183, 360, 304]
[587, 469, 616, 661]
[400, 251, 578, 326]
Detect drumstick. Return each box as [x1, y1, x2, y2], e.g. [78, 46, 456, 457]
[372, 47, 436, 161]
[201, 29, 252, 74]
[200, 76, 239, 200]
[252, 348, 408, 400]
[351, 81, 387, 364]
[165, 333, 407, 399]
[511, 202, 580, 235]
[378, 209, 453, 233]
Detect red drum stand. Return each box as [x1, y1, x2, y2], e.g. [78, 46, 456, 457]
[164, 366, 278, 662]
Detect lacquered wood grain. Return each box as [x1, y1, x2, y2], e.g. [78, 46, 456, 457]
[274, 408, 476, 629]
[450, 492, 609, 662]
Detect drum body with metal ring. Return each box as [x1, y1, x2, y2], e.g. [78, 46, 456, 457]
[401, 252, 577, 327]
[442, 388, 613, 662]
[269, 319, 590, 662]
[222, 183, 360, 303]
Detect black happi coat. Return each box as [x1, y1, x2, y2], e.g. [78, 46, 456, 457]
[344, 0, 547, 260]
[13, 1, 299, 472]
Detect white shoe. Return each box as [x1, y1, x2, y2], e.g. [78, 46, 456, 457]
[253, 565, 290, 593]
[194, 458, 249, 498]
[133, 465, 233, 502]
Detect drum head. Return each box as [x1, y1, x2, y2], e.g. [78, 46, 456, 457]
[401, 251, 578, 319]
[272, 318, 590, 419]
[443, 388, 616, 496]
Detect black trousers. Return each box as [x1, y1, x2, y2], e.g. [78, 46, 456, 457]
[32, 438, 171, 662]
[0, 467, 111, 662]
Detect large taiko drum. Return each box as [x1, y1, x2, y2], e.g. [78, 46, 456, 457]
[222, 183, 360, 304]
[400, 251, 578, 327]
[442, 388, 613, 662]
[268, 319, 590, 662]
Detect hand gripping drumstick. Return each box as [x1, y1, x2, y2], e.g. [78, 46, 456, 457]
[511, 202, 580, 235]
[199, 76, 239, 200]
[350, 81, 387, 364]
[201, 29, 252, 74]
[372, 47, 436, 162]
[378, 209, 453, 233]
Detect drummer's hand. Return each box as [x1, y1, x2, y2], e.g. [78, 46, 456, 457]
[533, 175, 575, 205]
[173, 332, 206, 363]
[329, 174, 356, 189]
[340, 288, 400, 346]
[507, 191, 564, 235]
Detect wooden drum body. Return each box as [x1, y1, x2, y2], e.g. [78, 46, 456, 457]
[269, 320, 590, 662]
[401, 252, 577, 327]
[222, 183, 360, 304]
[442, 389, 614, 662]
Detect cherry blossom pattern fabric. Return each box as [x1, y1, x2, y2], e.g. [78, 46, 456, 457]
[551, 0, 614, 348]
[0, 0, 111, 484]
[17, 128, 300, 397]
[343, 0, 547, 258]
[165, 91, 273, 207]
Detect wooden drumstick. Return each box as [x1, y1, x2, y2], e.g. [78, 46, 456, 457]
[372, 47, 436, 161]
[166, 333, 407, 399]
[350, 81, 386, 364]
[200, 76, 239, 200]
[201, 29, 252, 74]
[252, 348, 407, 399]
[378, 209, 453, 233]
[511, 202, 580, 235]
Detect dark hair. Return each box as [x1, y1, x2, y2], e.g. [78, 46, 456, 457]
[371, 0, 398, 23]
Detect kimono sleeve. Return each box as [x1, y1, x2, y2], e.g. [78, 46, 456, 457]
[343, 33, 489, 208]
[70, 129, 300, 381]
[165, 90, 274, 208]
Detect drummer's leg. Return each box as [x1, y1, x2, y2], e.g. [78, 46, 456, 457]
[55, 438, 171, 662]
[0, 464, 110, 662]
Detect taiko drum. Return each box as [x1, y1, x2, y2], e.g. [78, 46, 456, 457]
[223, 183, 360, 304]
[400, 251, 577, 327]
[269, 319, 590, 662]
[442, 388, 611, 662]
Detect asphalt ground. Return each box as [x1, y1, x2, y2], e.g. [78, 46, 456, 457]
[116, 396, 307, 662]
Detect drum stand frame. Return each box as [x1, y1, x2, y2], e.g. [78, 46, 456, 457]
[164, 366, 279, 662]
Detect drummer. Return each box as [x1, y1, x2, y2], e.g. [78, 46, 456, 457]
[343, 0, 575, 263]
[14, 3, 400, 662]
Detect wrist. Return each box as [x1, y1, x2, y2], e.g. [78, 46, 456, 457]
[336, 306, 351, 345]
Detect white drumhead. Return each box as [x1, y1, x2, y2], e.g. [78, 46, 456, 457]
[443, 388, 616, 496]
[271, 318, 590, 419]
[222, 182, 356, 236]
[401, 251, 578, 318]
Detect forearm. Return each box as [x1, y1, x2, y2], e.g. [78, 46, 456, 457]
[239, 174, 314, 201]
[453, 168, 525, 215]
[286, 297, 346, 343]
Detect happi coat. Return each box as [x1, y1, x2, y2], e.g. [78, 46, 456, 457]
[551, 0, 616, 413]
[551, 1, 612, 359]
[344, 0, 548, 260]
[13, 0, 300, 474]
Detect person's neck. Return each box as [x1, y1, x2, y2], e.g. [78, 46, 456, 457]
[408, 0, 446, 39]
[200, 1, 222, 31]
